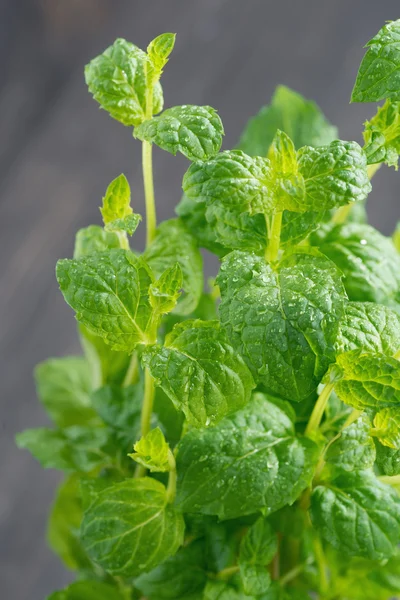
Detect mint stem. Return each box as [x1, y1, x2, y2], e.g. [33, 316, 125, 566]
[135, 367, 156, 478]
[266, 211, 282, 262]
[305, 382, 334, 437]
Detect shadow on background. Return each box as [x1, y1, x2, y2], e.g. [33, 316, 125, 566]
[1, 1, 399, 598]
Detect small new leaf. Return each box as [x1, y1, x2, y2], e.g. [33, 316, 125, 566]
[373, 408, 400, 449]
[105, 214, 141, 236]
[129, 427, 171, 472]
[57, 250, 154, 351]
[100, 174, 131, 224]
[135, 105, 224, 161]
[147, 33, 176, 85]
[142, 320, 255, 427]
[352, 20, 400, 103]
[149, 264, 183, 315]
[81, 478, 184, 577]
[363, 99, 400, 168]
[85, 38, 163, 126]
[334, 350, 400, 410]
[266, 130, 305, 212]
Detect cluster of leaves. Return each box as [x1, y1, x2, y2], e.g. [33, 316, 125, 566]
[16, 20, 400, 600]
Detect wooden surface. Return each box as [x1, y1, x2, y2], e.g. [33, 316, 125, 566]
[1, 1, 400, 598]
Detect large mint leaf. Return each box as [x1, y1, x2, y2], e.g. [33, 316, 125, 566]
[85, 38, 163, 126]
[81, 478, 184, 577]
[326, 415, 376, 472]
[297, 141, 371, 211]
[238, 85, 337, 156]
[16, 426, 110, 473]
[135, 105, 224, 161]
[176, 394, 318, 519]
[334, 350, 400, 410]
[142, 320, 255, 427]
[315, 223, 400, 308]
[336, 302, 400, 356]
[205, 200, 267, 253]
[352, 20, 400, 103]
[91, 384, 142, 436]
[57, 249, 154, 351]
[182, 150, 273, 214]
[47, 475, 90, 572]
[217, 250, 346, 402]
[310, 470, 400, 559]
[35, 357, 97, 428]
[135, 540, 207, 599]
[144, 219, 203, 315]
[47, 581, 125, 600]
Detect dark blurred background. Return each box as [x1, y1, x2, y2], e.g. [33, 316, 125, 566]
[1, 1, 400, 598]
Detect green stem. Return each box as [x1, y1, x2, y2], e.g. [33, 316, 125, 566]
[116, 230, 129, 250]
[166, 450, 178, 504]
[216, 565, 240, 580]
[266, 211, 283, 262]
[122, 352, 139, 387]
[280, 558, 312, 587]
[313, 536, 328, 593]
[135, 367, 155, 478]
[305, 382, 334, 437]
[142, 140, 156, 247]
[379, 475, 400, 486]
[367, 162, 381, 179]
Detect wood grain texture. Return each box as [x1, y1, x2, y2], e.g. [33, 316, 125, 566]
[1, 1, 400, 598]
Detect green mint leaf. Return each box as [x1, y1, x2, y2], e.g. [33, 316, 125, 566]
[142, 320, 255, 427]
[47, 475, 90, 571]
[81, 477, 184, 577]
[74, 226, 120, 258]
[57, 250, 154, 351]
[182, 150, 272, 215]
[310, 470, 400, 559]
[315, 223, 400, 308]
[149, 264, 183, 315]
[217, 250, 345, 402]
[326, 415, 376, 472]
[205, 201, 267, 252]
[334, 350, 400, 410]
[100, 174, 131, 224]
[47, 581, 125, 600]
[265, 129, 305, 212]
[239, 517, 278, 565]
[238, 85, 337, 156]
[175, 194, 225, 256]
[91, 384, 142, 435]
[136, 540, 207, 600]
[135, 105, 224, 161]
[144, 219, 203, 315]
[363, 99, 400, 168]
[239, 563, 271, 595]
[176, 393, 318, 519]
[336, 301, 400, 356]
[85, 38, 163, 126]
[373, 407, 400, 449]
[146, 32, 176, 85]
[129, 427, 171, 472]
[351, 20, 400, 103]
[203, 581, 249, 600]
[297, 141, 371, 210]
[376, 443, 400, 476]
[78, 325, 130, 386]
[104, 214, 141, 236]
[16, 426, 110, 473]
[35, 357, 97, 428]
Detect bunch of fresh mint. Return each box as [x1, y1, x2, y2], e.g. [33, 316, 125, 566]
[17, 20, 400, 600]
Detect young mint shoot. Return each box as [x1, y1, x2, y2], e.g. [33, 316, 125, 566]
[16, 21, 400, 600]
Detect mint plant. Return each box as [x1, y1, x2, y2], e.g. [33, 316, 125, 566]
[16, 22, 400, 600]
